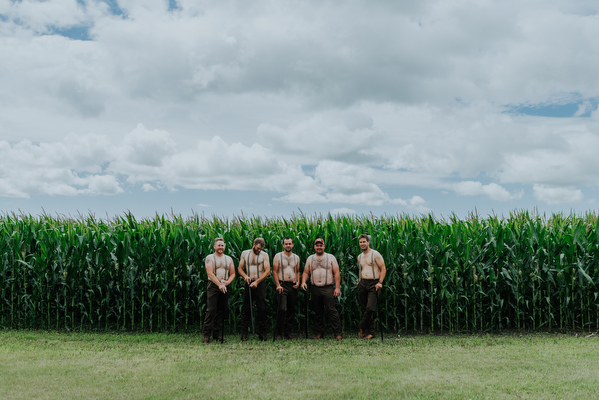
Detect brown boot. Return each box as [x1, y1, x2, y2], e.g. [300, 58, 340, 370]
[363, 334, 375, 340]
[335, 335, 343, 340]
[202, 337, 210, 343]
[313, 333, 324, 339]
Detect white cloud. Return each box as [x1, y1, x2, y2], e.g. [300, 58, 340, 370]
[533, 184, 584, 205]
[454, 181, 520, 202]
[85, 174, 123, 195]
[142, 183, 156, 192]
[330, 207, 356, 215]
[3, 1, 599, 216]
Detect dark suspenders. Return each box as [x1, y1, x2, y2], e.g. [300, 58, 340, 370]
[212, 254, 229, 281]
[247, 251, 260, 280]
[358, 251, 376, 280]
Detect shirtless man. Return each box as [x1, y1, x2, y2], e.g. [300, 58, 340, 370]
[301, 238, 343, 340]
[203, 238, 236, 343]
[238, 238, 271, 341]
[273, 237, 301, 340]
[357, 234, 386, 340]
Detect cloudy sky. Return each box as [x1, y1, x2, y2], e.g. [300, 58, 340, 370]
[2, 0, 599, 220]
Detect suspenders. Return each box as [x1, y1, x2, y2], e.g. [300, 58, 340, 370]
[246, 251, 261, 279]
[280, 253, 297, 283]
[212, 254, 229, 280]
[310, 254, 330, 285]
[358, 251, 376, 280]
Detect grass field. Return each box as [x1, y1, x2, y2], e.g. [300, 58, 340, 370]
[1, 330, 598, 399]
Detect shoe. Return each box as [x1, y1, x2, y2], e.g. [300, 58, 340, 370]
[335, 335, 343, 340]
[241, 335, 248, 341]
[202, 337, 210, 343]
[313, 333, 324, 339]
[359, 328, 365, 339]
[275, 335, 282, 341]
[258, 335, 268, 341]
[363, 334, 375, 340]
[285, 334, 295, 340]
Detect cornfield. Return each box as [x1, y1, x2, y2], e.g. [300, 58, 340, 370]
[1, 211, 598, 333]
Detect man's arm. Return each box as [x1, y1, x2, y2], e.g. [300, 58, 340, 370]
[226, 256, 236, 286]
[293, 255, 301, 289]
[238, 250, 250, 284]
[300, 256, 311, 291]
[332, 256, 341, 298]
[356, 253, 362, 287]
[273, 253, 283, 293]
[375, 251, 386, 291]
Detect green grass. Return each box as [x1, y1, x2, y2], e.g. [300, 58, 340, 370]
[1, 331, 598, 399]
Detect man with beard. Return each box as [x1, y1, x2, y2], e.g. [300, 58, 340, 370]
[356, 234, 386, 340]
[203, 238, 236, 343]
[273, 237, 300, 340]
[300, 238, 343, 340]
[238, 237, 271, 341]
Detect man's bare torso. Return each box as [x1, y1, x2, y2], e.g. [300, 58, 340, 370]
[244, 250, 267, 280]
[359, 249, 381, 280]
[277, 253, 298, 283]
[211, 254, 230, 281]
[309, 254, 335, 286]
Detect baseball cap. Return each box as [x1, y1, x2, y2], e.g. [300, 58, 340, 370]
[314, 238, 324, 245]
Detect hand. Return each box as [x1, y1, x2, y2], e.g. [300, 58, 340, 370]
[245, 277, 251, 285]
[301, 282, 307, 291]
[276, 285, 283, 294]
[250, 280, 257, 288]
[293, 283, 299, 290]
[219, 284, 227, 293]
[334, 288, 340, 298]
[375, 282, 382, 291]
[356, 281, 359, 287]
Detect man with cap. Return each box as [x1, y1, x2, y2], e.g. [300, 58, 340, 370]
[300, 238, 343, 340]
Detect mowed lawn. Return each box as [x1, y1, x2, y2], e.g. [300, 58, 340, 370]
[1, 330, 598, 399]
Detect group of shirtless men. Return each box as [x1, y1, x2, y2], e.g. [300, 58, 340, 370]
[202, 234, 386, 343]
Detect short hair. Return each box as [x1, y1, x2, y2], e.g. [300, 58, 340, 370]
[283, 236, 293, 243]
[214, 237, 225, 245]
[358, 234, 370, 242]
[253, 237, 266, 247]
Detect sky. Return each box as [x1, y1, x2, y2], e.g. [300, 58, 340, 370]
[2, 0, 599, 221]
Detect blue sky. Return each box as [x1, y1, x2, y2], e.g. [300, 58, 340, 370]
[2, 0, 599, 220]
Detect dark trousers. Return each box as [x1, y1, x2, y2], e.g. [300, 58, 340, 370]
[203, 282, 229, 338]
[240, 280, 267, 336]
[358, 279, 378, 336]
[310, 285, 342, 336]
[276, 281, 298, 336]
